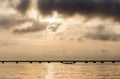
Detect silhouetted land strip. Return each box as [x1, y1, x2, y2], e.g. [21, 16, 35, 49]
[0, 60, 120, 64]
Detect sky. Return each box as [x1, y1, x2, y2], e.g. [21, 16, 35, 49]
[0, 0, 120, 60]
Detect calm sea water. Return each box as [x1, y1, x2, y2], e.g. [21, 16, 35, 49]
[0, 62, 120, 79]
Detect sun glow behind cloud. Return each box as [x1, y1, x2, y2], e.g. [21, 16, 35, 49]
[25, 0, 65, 35]
[44, 12, 63, 24]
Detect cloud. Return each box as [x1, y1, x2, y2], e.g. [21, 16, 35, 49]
[0, 14, 29, 29]
[15, 0, 31, 14]
[0, 14, 47, 34]
[78, 37, 83, 41]
[85, 25, 120, 41]
[0, 0, 18, 8]
[37, 0, 120, 20]
[13, 21, 47, 34]
[0, 39, 18, 46]
[0, 0, 31, 14]
[48, 23, 61, 32]
[101, 49, 109, 53]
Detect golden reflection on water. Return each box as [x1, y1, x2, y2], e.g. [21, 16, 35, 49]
[0, 62, 120, 79]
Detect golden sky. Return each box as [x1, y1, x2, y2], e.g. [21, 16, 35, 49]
[0, 0, 120, 60]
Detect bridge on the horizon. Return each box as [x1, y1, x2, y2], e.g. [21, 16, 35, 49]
[0, 60, 120, 64]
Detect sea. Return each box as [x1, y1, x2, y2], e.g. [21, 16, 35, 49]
[0, 62, 120, 79]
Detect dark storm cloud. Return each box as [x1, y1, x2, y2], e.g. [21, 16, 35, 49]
[13, 21, 47, 34]
[85, 25, 120, 41]
[16, 0, 31, 14]
[37, 0, 120, 20]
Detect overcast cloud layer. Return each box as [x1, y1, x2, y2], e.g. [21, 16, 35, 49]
[0, 0, 120, 60]
[0, 0, 120, 40]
